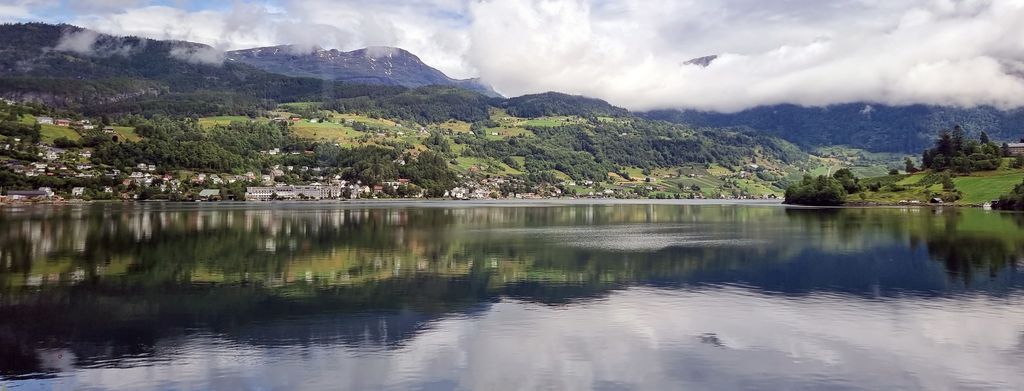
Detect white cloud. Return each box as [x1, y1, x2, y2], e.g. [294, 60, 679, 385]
[28, 0, 1024, 112]
[53, 28, 138, 57]
[64, 1, 477, 77]
[168, 44, 225, 65]
[68, 0, 145, 13]
[53, 29, 101, 55]
[58, 289, 1024, 390]
[467, 0, 1024, 112]
[70, 6, 270, 51]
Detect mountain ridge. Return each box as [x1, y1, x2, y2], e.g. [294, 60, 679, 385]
[4, 22, 1024, 156]
[227, 44, 500, 97]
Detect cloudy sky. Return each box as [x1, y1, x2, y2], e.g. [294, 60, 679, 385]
[4, 0, 1024, 112]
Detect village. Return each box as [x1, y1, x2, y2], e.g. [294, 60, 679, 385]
[1, 136, 784, 203]
[0, 145, 600, 203]
[0, 159, 567, 202]
[0, 115, 748, 203]
[1, 99, 798, 204]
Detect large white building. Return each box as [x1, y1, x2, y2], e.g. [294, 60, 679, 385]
[1007, 143, 1024, 157]
[245, 185, 343, 201]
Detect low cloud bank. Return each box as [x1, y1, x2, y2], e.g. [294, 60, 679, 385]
[169, 44, 225, 66]
[467, 0, 1024, 112]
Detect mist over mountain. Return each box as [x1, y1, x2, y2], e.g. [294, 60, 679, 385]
[227, 45, 499, 97]
[0, 23, 495, 108]
[0, 23, 496, 116]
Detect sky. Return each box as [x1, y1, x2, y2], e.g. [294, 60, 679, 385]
[3, 0, 1024, 112]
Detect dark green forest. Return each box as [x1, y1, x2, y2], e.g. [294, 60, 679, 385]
[499, 92, 629, 118]
[646, 104, 1024, 154]
[920, 126, 1003, 173]
[0, 22, 816, 194]
[457, 120, 804, 181]
[996, 179, 1024, 210]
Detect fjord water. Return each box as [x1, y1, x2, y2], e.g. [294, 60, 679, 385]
[2, 202, 1024, 390]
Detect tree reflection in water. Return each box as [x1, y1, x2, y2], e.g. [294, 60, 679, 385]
[1, 202, 1023, 380]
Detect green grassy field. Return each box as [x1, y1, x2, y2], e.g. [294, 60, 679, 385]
[860, 187, 935, 203]
[953, 173, 1024, 204]
[39, 124, 80, 142]
[454, 157, 522, 175]
[290, 123, 364, 146]
[808, 165, 838, 177]
[850, 166, 892, 178]
[735, 179, 778, 196]
[279, 102, 322, 110]
[863, 168, 1024, 204]
[334, 113, 403, 130]
[483, 126, 533, 139]
[896, 173, 926, 185]
[113, 126, 140, 142]
[520, 116, 580, 127]
[198, 116, 252, 128]
[435, 120, 471, 133]
[621, 167, 648, 180]
[197, 113, 407, 145]
[706, 164, 733, 176]
[18, 114, 81, 142]
[671, 176, 722, 190]
[18, 114, 35, 126]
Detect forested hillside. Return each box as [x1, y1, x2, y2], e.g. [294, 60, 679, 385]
[0, 22, 861, 200]
[499, 92, 629, 118]
[0, 23, 409, 116]
[646, 104, 1024, 154]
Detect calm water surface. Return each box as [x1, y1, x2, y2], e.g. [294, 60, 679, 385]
[2, 201, 1024, 390]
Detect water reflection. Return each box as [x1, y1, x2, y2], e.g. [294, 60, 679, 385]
[2, 202, 1024, 389]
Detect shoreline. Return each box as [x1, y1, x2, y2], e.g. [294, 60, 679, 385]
[0, 198, 786, 208]
[5, 199, 1017, 211]
[843, 201, 984, 208]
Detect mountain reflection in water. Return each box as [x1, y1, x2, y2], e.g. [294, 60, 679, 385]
[2, 202, 1023, 390]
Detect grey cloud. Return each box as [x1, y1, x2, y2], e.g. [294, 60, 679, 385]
[68, 0, 146, 13]
[273, 23, 355, 54]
